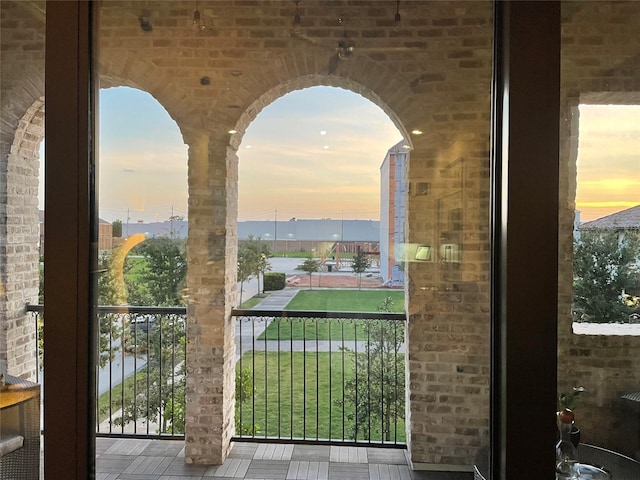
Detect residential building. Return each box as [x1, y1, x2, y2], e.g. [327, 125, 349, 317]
[380, 140, 408, 286]
[579, 204, 640, 235]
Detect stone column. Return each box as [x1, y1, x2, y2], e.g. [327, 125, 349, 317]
[184, 129, 238, 465]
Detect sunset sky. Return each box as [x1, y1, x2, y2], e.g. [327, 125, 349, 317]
[39, 88, 638, 225]
[575, 104, 640, 222]
[94, 86, 402, 223]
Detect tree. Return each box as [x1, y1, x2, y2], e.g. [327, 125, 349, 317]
[126, 237, 187, 306]
[237, 245, 256, 306]
[237, 236, 272, 298]
[96, 251, 127, 368]
[98, 249, 127, 306]
[112, 219, 123, 238]
[297, 253, 320, 290]
[573, 229, 640, 323]
[352, 249, 371, 290]
[114, 238, 188, 434]
[115, 315, 186, 434]
[340, 296, 405, 441]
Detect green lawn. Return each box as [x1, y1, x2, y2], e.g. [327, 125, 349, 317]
[285, 289, 404, 312]
[124, 256, 147, 283]
[97, 369, 140, 424]
[239, 293, 269, 309]
[258, 289, 405, 341]
[236, 351, 406, 443]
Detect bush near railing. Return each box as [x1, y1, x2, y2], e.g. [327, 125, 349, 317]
[264, 272, 286, 291]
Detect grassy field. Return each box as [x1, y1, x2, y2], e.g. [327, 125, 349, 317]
[285, 289, 404, 312]
[258, 289, 405, 341]
[239, 294, 269, 309]
[236, 351, 406, 443]
[124, 256, 146, 282]
[97, 370, 139, 424]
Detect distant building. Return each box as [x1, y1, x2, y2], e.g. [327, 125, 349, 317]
[98, 219, 113, 252]
[380, 140, 409, 286]
[116, 217, 378, 254]
[238, 218, 379, 254]
[578, 204, 640, 246]
[39, 210, 113, 255]
[123, 219, 188, 239]
[579, 205, 640, 233]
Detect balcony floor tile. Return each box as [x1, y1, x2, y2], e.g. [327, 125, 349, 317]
[70, 438, 475, 480]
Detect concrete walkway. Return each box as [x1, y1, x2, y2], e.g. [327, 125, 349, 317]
[235, 288, 298, 358]
[234, 288, 406, 358]
[251, 288, 300, 310]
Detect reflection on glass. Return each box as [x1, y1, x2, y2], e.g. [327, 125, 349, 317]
[561, 0, 640, 468]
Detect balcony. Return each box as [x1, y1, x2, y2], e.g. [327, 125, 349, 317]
[27, 305, 407, 447]
[28, 305, 474, 478]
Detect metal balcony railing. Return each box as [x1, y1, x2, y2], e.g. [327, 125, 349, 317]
[232, 309, 407, 447]
[27, 305, 187, 439]
[27, 306, 407, 446]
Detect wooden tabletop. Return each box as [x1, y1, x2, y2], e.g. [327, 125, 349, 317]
[0, 384, 40, 410]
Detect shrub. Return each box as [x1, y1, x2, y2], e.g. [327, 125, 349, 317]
[264, 272, 286, 291]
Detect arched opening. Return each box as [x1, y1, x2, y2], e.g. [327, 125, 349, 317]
[1, 97, 44, 380]
[234, 84, 408, 443]
[91, 86, 189, 436]
[238, 85, 404, 284]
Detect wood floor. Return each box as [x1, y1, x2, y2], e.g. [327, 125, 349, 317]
[88, 438, 474, 480]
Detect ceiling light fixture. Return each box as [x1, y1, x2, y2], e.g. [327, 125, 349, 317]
[292, 1, 302, 35]
[394, 1, 401, 31]
[138, 10, 153, 32]
[336, 18, 355, 60]
[411, 129, 423, 135]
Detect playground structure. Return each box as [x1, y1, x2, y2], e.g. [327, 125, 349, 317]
[318, 242, 380, 272]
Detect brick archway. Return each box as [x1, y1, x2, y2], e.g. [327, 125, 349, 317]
[184, 67, 418, 465]
[125, 20, 494, 468]
[99, 56, 204, 139]
[0, 97, 44, 379]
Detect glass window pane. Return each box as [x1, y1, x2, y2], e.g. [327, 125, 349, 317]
[560, 0, 640, 473]
[96, 0, 493, 474]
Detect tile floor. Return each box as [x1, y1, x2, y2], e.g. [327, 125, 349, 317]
[94, 438, 474, 480]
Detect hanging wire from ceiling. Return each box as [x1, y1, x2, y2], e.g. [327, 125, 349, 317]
[394, 1, 401, 31]
[192, 0, 214, 31]
[292, 1, 302, 35]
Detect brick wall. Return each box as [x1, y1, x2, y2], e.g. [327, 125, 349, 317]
[95, 1, 495, 466]
[0, 0, 44, 380]
[558, 2, 640, 456]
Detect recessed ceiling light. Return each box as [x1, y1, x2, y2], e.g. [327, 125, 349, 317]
[323, 145, 330, 150]
[411, 129, 423, 135]
[228, 129, 237, 134]
[320, 130, 327, 135]
[245, 145, 252, 149]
